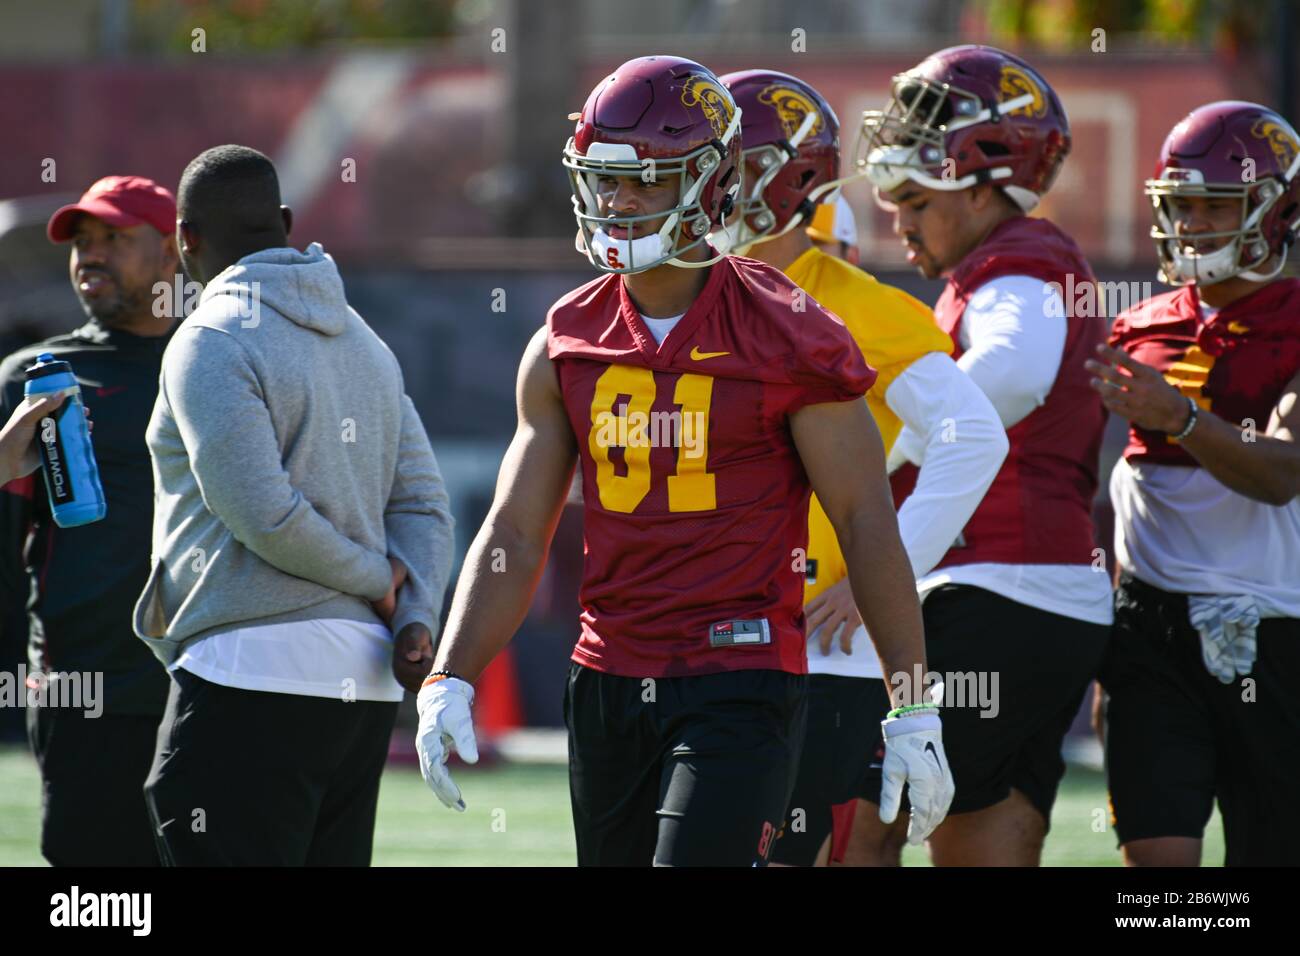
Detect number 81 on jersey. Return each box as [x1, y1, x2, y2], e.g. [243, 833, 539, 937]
[587, 365, 716, 514]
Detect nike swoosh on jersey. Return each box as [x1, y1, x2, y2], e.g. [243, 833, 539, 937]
[689, 346, 730, 360]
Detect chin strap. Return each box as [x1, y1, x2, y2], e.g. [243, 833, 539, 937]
[671, 182, 742, 268]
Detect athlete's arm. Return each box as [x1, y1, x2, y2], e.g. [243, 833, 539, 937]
[431, 326, 578, 683]
[1090, 347, 1300, 505]
[958, 275, 1066, 427]
[806, 354, 1007, 650]
[793, 397, 955, 842]
[889, 275, 1064, 467]
[790, 398, 926, 706]
[886, 352, 1009, 577]
[419, 326, 576, 810]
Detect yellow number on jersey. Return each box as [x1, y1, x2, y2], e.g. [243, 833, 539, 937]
[666, 373, 716, 511]
[588, 365, 655, 513]
[588, 366, 716, 513]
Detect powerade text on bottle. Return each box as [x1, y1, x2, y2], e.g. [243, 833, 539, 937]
[23, 353, 107, 528]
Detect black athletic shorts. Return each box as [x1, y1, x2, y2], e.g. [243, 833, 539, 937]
[145, 667, 399, 866]
[564, 662, 807, 867]
[860, 584, 1109, 825]
[770, 674, 888, 866]
[1100, 574, 1300, 865]
[27, 704, 161, 867]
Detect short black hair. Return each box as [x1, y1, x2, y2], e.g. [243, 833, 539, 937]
[177, 144, 283, 241]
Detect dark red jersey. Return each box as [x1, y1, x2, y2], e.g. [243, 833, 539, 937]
[891, 215, 1106, 567]
[547, 255, 875, 678]
[1110, 278, 1300, 466]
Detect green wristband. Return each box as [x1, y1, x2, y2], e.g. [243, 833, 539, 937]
[886, 702, 939, 720]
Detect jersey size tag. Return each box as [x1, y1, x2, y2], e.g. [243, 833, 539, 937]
[709, 618, 771, 648]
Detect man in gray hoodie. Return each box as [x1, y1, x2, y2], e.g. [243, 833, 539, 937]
[135, 145, 453, 865]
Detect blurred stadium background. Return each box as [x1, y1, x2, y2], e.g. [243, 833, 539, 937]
[0, 0, 1290, 865]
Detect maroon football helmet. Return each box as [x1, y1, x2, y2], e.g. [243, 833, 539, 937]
[716, 70, 841, 254]
[1146, 100, 1300, 285]
[857, 45, 1070, 212]
[563, 55, 743, 273]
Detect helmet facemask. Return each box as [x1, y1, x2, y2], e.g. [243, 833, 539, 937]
[711, 109, 842, 257]
[856, 72, 1037, 209]
[1147, 165, 1297, 286]
[564, 109, 742, 274]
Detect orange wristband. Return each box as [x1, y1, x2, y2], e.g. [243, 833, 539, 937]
[420, 670, 465, 689]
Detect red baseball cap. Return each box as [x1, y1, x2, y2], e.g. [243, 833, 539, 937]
[47, 175, 177, 243]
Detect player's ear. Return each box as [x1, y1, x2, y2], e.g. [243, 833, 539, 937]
[176, 220, 199, 255]
[967, 183, 997, 212]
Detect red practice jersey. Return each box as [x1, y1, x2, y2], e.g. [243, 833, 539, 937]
[891, 215, 1106, 567]
[1110, 278, 1300, 465]
[547, 255, 875, 678]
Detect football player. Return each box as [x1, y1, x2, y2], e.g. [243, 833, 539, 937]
[851, 45, 1112, 866]
[414, 56, 954, 866]
[1089, 101, 1300, 866]
[715, 69, 1005, 867]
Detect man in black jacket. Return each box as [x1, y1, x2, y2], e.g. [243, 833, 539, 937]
[0, 175, 180, 866]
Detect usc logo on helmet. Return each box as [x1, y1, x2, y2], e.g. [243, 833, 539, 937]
[680, 75, 735, 139]
[606, 246, 625, 269]
[757, 85, 823, 140]
[999, 64, 1047, 119]
[1250, 118, 1300, 169]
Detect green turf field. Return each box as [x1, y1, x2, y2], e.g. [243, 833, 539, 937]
[0, 745, 1224, 866]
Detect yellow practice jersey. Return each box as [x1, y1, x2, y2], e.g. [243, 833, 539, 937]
[783, 246, 952, 602]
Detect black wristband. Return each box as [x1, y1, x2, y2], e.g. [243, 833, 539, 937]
[427, 669, 467, 684]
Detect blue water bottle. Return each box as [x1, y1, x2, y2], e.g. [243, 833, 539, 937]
[23, 353, 107, 528]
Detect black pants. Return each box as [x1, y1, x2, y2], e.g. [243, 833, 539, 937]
[770, 675, 888, 866]
[145, 668, 398, 866]
[1101, 574, 1300, 865]
[27, 704, 161, 867]
[564, 663, 807, 867]
[860, 585, 1109, 824]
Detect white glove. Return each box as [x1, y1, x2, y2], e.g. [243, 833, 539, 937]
[1188, 594, 1259, 685]
[416, 676, 479, 811]
[878, 707, 955, 845]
